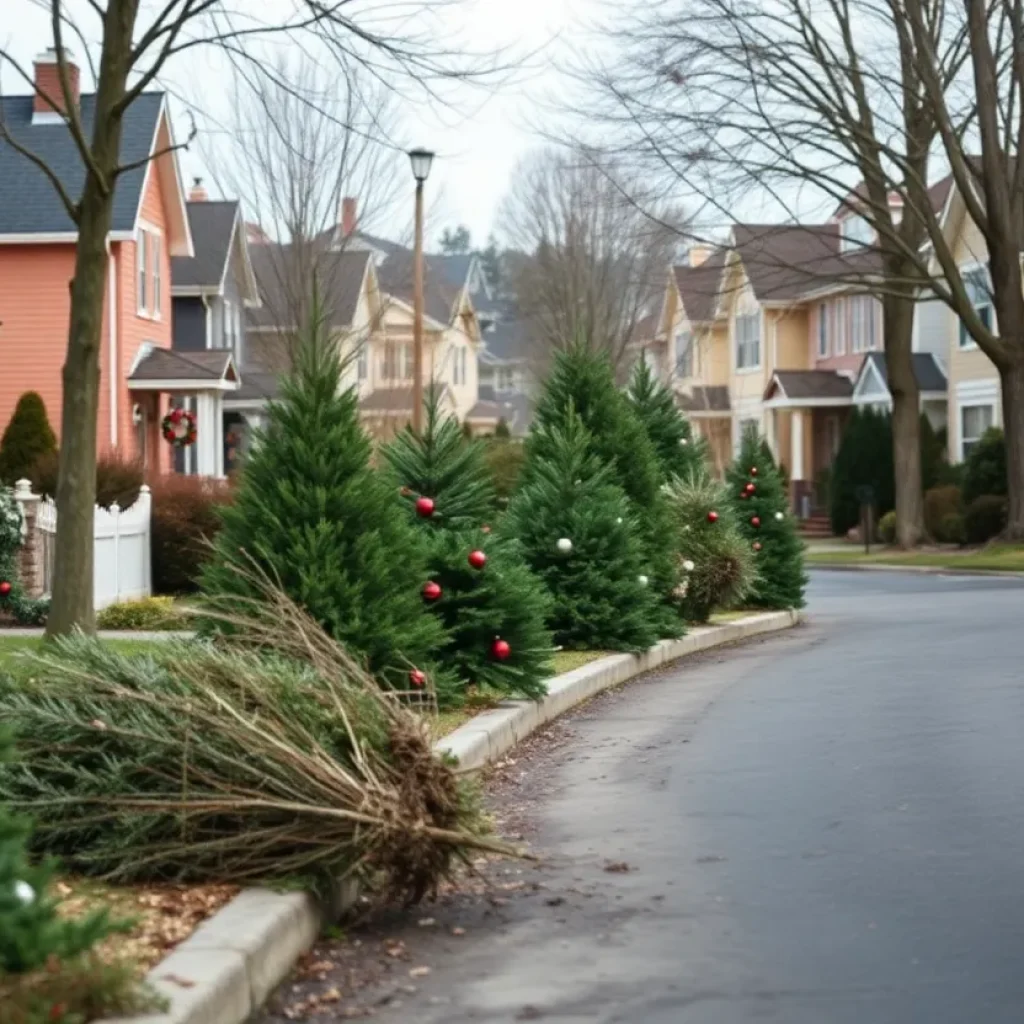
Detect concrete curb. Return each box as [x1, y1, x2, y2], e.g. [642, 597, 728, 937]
[436, 609, 802, 772]
[100, 610, 800, 1024]
[807, 561, 1024, 578]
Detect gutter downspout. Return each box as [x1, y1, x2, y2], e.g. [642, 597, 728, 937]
[108, 240, 118, 448]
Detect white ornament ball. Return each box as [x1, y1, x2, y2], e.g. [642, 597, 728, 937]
[14, 880, 35, 905]
[679, 437, 689, 446]
[638, 574, 649, 586]
[616, 516, 623, 525]
[682, 559, 695, 573]
[775, 511, 784, 521]
[556, 537, 573, 554]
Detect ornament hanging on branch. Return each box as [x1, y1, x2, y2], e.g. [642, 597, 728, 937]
[415, 496, 436, 518]
[0, 581, 10, 597]
[750, 467, 758, 476]
[745, 482, 756, 494]
[638, 574, 649, 586]
[752, 541, 762, 552]
[750, 516, 761, 527]
[679, 437, 689, 446]
[422, 581, 442, 602]
[491, 637, 511, 660]
[775, 511, 785, 521]
[408, 668, 427, 688]
[468, 549, 487, 569]
[707, 511, 719, 523]
[556, 537, 573, 554]
[682, 559, 695, 573]
[161, 407, 197, 449]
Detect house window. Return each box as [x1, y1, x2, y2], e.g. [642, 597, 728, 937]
[152, 233, 162, 315]
[676, 331, 693, 378]
[851, 295, 875, 353]
[961, 403, 995, 459]
[357, 344, 368, 381]
[460, 348, 468, 385]
[960, 266, 993, 348]
[735, 313, 760, 369]
[223, 300, 234, 350]
[498, 366, 514, 390]
[402, 344, 413, 379]
[817, 304, 828, 358]
[840, 214, 872, 253]
[832, 299, 847, 355]
[137, 229, 148, 312]
[382, 343, 398, 380]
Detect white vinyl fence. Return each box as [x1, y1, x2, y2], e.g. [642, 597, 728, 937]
[14, 480, 152, 609]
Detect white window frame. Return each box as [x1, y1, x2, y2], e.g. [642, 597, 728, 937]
[959, 401, 996, 461]
[357, 344, 368, 381]
[136, 227, 149, 314]
[840, 214, 872, 253]
[817, 304, 828, 358]
[735, 312, 761, 371]
[832, 298, 847, 356]
[403, 343, 413, 380]
[223, 299, 234, 351]
[959, 263, 994, 350]
[676, 330, 694, 378]
[152, 232, 162, 317]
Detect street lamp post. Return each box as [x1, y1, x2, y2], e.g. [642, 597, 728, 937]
[409, 147, 435, 433]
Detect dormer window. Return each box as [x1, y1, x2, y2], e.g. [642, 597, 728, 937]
[841, 214, 873, 252]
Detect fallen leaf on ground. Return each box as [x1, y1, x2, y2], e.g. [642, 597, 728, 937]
[409, 966, 431, 978]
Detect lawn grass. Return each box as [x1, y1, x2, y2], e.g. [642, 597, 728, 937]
[804, 542, 1024, 572]
[0, 635, 163, 675]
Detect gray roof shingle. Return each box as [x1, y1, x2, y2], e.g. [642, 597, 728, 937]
[0, 92, 164, 235]
[768, 370, 854, 401]
[171, 200, 238, 289]
[672, 249, 728, 324]
[129, 348, 237, 384]
[862, 351, 947, 393]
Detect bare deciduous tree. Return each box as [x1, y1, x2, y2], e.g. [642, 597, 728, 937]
[0, 0, 497, 635]
[574, 0, 976, 546]
[498, 146, 685, 379]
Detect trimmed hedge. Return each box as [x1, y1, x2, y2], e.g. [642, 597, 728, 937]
[963, 427, 1007, 505]
[0, 392, 57, 486]
[964, 494, 1007, 544]
[31, 450, 143, 511]
[924, 485, 962, 542]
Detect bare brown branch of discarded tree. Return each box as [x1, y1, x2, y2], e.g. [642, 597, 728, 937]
[564, 0, 1007, 547]
[498, 145, 687, 382]
[0, 0, 504, 636]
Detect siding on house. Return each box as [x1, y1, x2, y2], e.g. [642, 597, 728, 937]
[172, 295, 207, 352]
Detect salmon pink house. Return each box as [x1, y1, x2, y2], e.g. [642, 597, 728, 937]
[0, 49, 237, 477]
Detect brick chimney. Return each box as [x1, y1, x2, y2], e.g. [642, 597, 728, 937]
[189, 177, 209, 202]
[341, 197, 358, 237]
[33, 48, 80, 117]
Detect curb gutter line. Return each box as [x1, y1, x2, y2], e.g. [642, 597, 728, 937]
[101, 609, 800, 1024]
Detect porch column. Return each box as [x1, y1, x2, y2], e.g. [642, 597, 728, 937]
[195, 392, 222, 478]
[790, 409, 805, 481]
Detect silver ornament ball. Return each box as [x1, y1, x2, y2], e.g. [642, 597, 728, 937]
[775, 511, 784, 521]
[556, 537, 573, 554]
[638, 574, 649, 586]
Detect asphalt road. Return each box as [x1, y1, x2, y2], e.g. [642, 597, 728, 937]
[263, 570, 1024, 1023]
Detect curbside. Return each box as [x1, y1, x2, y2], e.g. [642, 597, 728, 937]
[97, 609, 799, 1024]
[807, 561, 1024, 578]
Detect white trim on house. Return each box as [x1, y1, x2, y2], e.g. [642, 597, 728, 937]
[957, 260, 994, 350]
[108, 244, 118, 446]
[851, 357, 888, 404]
[763, 395, 853, 410]
[0, 230, 134, 244]
[127, 377, 239, 392]
[955, 377, 1000, 461]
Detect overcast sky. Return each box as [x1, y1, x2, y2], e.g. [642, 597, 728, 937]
[2, 0, 590, 249]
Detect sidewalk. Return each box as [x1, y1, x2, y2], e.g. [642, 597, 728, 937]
[0, 628, 192, 640]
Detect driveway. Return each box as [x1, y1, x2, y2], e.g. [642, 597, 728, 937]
[260, 571, 1024, 1023]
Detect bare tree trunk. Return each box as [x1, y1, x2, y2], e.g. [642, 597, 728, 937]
[1000, 356, 1024, 541]
[883, 289, 924, 548]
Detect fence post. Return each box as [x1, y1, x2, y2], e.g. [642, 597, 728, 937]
[139, 484, 152, 597]
[12, 479, 44, 598]
[110, 502, 122, 605]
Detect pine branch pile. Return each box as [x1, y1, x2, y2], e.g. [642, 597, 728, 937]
[0, 585, 508, 904]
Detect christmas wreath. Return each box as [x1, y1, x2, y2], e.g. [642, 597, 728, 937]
[161, 407, 197, 448]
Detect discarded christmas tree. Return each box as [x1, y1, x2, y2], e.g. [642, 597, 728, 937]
[505, 412, 664, 651]
[528, 344, 682, 622]
[200, 296, 445, 690]
[665, 472, 757, 623]
[627, 358, 707, 483]
[0, 488, 48, 626]
[384, 394, 553, 701]
[726, 429, 806, 609]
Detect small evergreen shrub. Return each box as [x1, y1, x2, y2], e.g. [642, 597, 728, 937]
[0, 393, 57, 487]
[32, 450, 143, 511]
[830, 408, 894, 535]
[151, 475, 232, 595]
[877, 510, 897, 545]
[96, 596, 186, 632]
[483, 439, 525, 501]
[964, 494, 1007, 544]
[920, 413, 947, 491]
[940, 512, 966, 546]
[924, 486, 963, 541]
[962, 427, 1007, 505]
[666, 473, 756, 623]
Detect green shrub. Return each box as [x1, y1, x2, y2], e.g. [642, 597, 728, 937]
[924, 485, 963, 541]
[877, 510, 897, 544]
[940, 511, 966, 546]
[964, 494, 1007, 544]
[31, 449, 143, 511]
[920, 413, 947, 491]
[494, 418, 511, 439]
[483, 438, 525, 500]
[150, 475, 232, 595]
[830, 407, 894, 535]
[0, 489, 48, 626]
[0, 392, 56, 486]
[96, 596, 186, 632]
[963, 427, 1007, 504]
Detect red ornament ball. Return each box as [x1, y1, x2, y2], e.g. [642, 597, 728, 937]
[409, 668, 427, 688]
[707, 511, 719, 523]
[0, 581, 10, 597]
[491, 638, 511, 661]
[468, 549, 487, 569]
[415, 496, 435, 518]
[745, 482, 756, 494]
[751, 516, 761, 527]
[753, 541, 763, 552]
[422, 580, 442, 602]
[750, 467, 758, 475]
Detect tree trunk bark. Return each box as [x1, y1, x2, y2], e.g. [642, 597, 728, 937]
[883, 291, 924, 548]
[1000, 356, 1024, 540]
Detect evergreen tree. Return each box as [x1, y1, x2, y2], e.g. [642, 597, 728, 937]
[504, 413, 664, 652]
[0, 488, 48, 626]
[0, 729, 126, 977]
[830, 407, 895, 535]
[200, 298, 445, 690]
[627, 358, 707, 482]
[383, 388, 495, 531]
[726, 429, 807, 609]
[528, 344, 682, 621]
[383, 395, 553, 701]
[666, 472, 757, 623]
[0, 392, 57, 486]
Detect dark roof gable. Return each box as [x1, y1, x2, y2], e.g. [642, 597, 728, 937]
[0, 92, 164, 236]
[171, 200, 239, 290]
